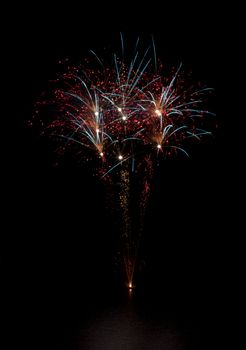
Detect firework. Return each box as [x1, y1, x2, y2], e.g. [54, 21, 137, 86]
[33, 35, 214, 288]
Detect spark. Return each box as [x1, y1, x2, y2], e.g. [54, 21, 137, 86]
[155, 109, 162, 116]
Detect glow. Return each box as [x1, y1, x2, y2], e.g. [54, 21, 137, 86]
[122, 116, 127, 121]
[129, 283, 132, 289]
[157, 144, 161, 149]
[155, 109, 162, 116]
[100, 152, 104, 157]
[96, 128, 100, 133]
[118, 155, 123, 160]
[94, 111, 99, 116]
[118, 107, 122, 112]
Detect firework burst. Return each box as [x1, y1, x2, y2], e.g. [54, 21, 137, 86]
[33, 35, 215, 288]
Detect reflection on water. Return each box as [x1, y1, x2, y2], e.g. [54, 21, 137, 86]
[16, 281, 210, 350]
[78, 307, 182, 349]
[19, 275, 210, 350]
[66, 289, 202, 350]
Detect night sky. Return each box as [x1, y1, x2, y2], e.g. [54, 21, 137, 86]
[3, 2, 228, 349]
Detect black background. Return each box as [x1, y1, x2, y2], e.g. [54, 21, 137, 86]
[3, 2, 229, 349]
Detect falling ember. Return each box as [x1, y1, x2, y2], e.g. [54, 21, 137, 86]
[33, 34, 215, 288]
